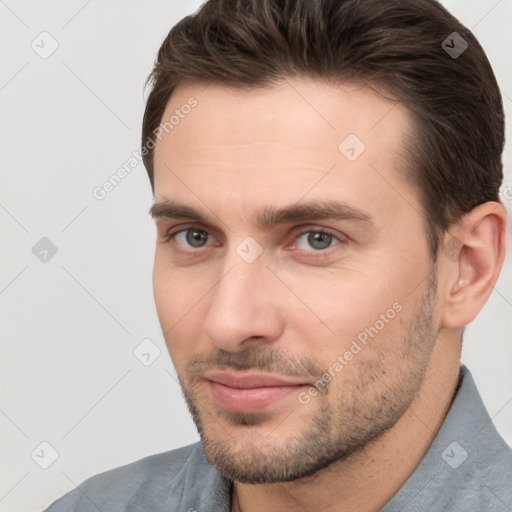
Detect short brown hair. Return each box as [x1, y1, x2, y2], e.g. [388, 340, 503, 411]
[141, 0, 504, 257]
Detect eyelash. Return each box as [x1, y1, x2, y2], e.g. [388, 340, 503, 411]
[163, 224, 346, 258]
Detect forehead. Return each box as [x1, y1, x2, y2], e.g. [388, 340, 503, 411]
[154, 78, 412, 169]
[152, 78, 416, 216]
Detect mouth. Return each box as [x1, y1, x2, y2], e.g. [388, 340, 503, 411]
[203, 371, 310, 413]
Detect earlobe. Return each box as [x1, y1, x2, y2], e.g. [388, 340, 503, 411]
[440, 201, 507, 330]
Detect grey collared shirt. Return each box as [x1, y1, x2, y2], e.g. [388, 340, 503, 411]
[43, 366, 512, 511]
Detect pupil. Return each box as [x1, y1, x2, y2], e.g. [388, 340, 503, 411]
[308, 232, 331, 250]
[187, 229, 208, 247]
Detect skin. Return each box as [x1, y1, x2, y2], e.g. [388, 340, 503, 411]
[151, 78, 507, 512]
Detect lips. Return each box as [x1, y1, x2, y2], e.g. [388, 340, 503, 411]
[204, 371, 309, 413]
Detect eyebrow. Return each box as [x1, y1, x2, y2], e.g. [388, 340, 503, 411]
[149, 199, 375, 230]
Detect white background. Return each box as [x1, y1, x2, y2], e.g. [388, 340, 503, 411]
[1, 1, 511, 511]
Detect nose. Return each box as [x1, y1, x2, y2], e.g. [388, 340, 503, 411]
[202, 249, 284, 353]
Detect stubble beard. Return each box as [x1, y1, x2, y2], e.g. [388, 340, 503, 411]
[177, 269, 439, 484]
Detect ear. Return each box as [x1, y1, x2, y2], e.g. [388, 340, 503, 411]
[439, 201, 508, 329]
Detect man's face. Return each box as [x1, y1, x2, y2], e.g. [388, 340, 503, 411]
[151, 78, 441, 483]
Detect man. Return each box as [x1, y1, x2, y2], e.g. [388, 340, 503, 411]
[44, 0, 511, 510]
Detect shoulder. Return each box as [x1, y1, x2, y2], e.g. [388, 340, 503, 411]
[383, 366, 512, 512]
[42, 442, 215, 512]
[431, 367, 512, 510]
[432, 439, 512, 512]
[446, 430, 512, 510]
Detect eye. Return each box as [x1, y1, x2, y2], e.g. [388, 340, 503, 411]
[172, 227, 213, 249]
[164, 225, 345, 256]
[294, 229, 343, 251]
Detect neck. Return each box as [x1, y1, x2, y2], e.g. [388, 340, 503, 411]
[231, 334, 461, 512]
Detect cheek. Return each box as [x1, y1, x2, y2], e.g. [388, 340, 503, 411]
[284, 269, 408, 357]
[153, 250, 199, 324]
[152, 255, 208, 361]
[152, 256, 177, 329]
